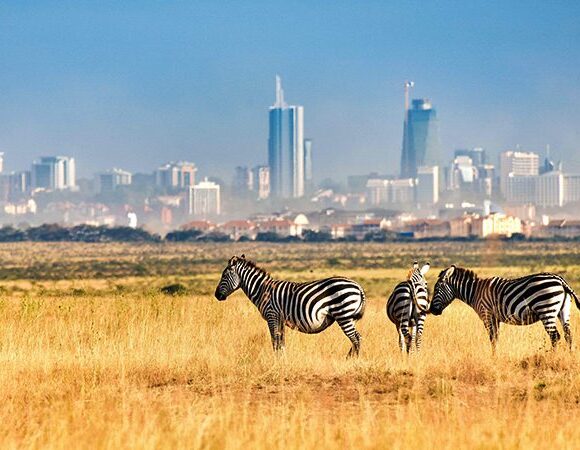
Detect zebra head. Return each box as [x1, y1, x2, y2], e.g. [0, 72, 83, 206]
[430, 265, 456, 315]
[215, 255, 245, 301]
[408, 261, 431, 312]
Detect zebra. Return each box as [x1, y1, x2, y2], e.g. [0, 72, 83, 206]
[429, 265, 580, 351]
[386, 262, 430, 353]
[214, 254, 366, 357]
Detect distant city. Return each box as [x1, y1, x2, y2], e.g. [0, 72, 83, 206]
[1, 77, 579, 240]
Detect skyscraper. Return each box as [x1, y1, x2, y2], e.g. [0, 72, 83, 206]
[252, 165, 270, 200]
[97, 168, 132, 193]
[400, 98, 441, 178]
[499, 150, 539, 196]
[155, 161, 197, 189]
[31, 156, 76, 190]
[268, 76, 304, 198]
[187, 178, 221, 217]
[303, 138, 313, 193]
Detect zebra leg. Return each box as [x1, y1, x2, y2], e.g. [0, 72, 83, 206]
[266, 313, 284, 352]
[541, 316, 561, 349]
[415, 313, 426, 352]
[399, 319, 411, 354]
[483, 315, 499, 355]
[337, 318, 361, 358]
[396, 326, 406, 353]
[559, 295, 572, 350]
[406, 327, 414, 354]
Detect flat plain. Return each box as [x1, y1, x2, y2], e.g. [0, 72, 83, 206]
[0, 241, 579, 449]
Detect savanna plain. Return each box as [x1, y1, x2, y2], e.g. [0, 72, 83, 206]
[1, 241, 580, 449]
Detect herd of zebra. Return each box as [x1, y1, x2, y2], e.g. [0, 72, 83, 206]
[215, 255, 580, 357]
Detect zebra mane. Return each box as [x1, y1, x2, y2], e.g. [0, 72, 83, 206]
[450, 266, 478, 280]
[238, 258, 270, 277]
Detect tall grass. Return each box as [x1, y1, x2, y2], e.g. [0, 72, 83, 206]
[0, 243, 579, 448]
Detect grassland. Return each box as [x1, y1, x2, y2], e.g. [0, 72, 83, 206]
[0, 241, 579, 449]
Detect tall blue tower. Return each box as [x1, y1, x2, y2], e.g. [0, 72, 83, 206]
[400, 98, 440, 178]
[268, 76, 304, 198]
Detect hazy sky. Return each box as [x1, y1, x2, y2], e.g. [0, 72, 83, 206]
[1, 1, 579, 181]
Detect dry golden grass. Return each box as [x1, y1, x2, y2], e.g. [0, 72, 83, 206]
[0, 242, 579, 449]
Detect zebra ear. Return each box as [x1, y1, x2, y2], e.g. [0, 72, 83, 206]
[443, 266, 455, 280]
[420, 263, 430, 275]
[240, 254, 246, 259]
[413, 261, 419, 270]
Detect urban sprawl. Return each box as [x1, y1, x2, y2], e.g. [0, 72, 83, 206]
[1, 78, 579, 241]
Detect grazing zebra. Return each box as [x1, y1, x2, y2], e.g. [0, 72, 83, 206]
[430, 265, 580, 351]
[386, 262, 430, 353]
[214, 255, 366, 357]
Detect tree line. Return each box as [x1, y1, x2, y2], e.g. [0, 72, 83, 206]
[0, 224, 574, 243]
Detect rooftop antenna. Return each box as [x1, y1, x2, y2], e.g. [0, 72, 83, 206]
[274, 75, 286, 108]
[404, 80, 414, 113]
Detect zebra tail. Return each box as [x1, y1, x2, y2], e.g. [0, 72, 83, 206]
[559, 276, 580, 310]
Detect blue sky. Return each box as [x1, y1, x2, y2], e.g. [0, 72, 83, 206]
[1, 1, 579, 180]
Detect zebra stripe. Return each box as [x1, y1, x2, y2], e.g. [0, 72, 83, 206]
[430, 265, 580, 351]
[386, 262, 430, 353]
[215, 255, 366, 357]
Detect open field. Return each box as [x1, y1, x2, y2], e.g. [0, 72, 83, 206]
[0, 241, 580, 449]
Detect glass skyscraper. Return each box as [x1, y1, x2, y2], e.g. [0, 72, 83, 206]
[400, 99, 440, 178]
[268, 76, 304, 198]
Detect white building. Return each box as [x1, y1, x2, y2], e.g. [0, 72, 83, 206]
[96, 168, 132, 193]
[366, 179, 390, 205]
[506, 171, 576, 208]
[156, 161, 197, 189]
[505, 174, 537, 204]
[416, 165, 439, 206]
[471, 213, 522, 238]
[564, 174, 580, 204]
[31, 156, 76, 190]
[252, 165, 270, 200]
[537, 171, 564, 207]
[188, 178, 221, 217]
[366, 178, 415, 206]
[500, 150, 539, 196]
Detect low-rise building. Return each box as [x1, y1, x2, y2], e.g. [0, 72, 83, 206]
[471, 213, 522, 238]
[220, 220, 257, 240]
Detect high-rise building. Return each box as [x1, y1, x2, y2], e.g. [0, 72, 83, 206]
[0, 152, 4, 174]
[564, 174, 580, 205]
[454, 148, 486, 166]
[9, 171, 31, 196]
[233, 166, 253, 193]
[155, 161, 197, 190]
[366, 177, 415, 206]
[252, 165, 270, 200]
[400, 98, 440, 178]
[268, 76, 304, 198]
[188, 178, 221, 217]
[97, 168, 132, 193]
[416, 166, 439, 206]
[304, 138, 313, 193]
[31, 156, 76, 190]
[537, 171, 564, 207]
[500, 151, 539, 196]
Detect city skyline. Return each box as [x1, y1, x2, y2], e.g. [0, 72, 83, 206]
[0, 2, 579, 180]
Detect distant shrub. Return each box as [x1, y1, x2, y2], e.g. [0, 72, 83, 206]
[100, 226, 161, 242]
[255, 232, 284, 242]
[0, 226, 26, 242]
[303, 230, 332, 242]
[196, 232, 231, 242]
[160, 283, 188, 296]
[165, 229, 203, 242]
[26, 224, 72, 241]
